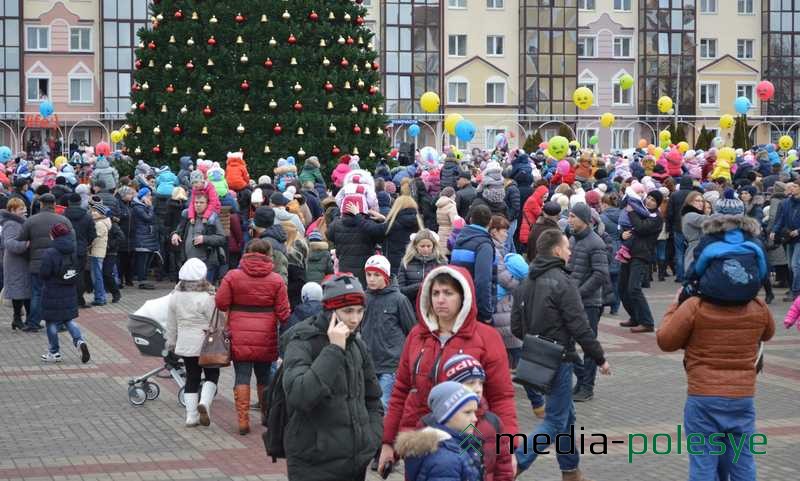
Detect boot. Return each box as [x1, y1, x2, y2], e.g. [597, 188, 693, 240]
[657, 262, 667, 282]
[233, 385, 251, 435]
[197, 382, 217, 427]
[184, 393, 200, 427]
[562, 468, 594, 481]
[11, 314, 24, 331]
[256, 384, 268, 425]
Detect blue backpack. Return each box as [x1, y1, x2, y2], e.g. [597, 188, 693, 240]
[691, 229, 767, 305]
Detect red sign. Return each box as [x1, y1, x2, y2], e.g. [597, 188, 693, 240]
[24, 114, 60, 129]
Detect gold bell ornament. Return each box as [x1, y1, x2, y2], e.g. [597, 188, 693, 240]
[290, 57, 298, 65]
[329, 123, 337, 133]
[149, 59, 157, 68]
[142, 81, 150, 90]
[243, 103, 250, 112]
[191, 11, 199, 20]
[327, 101, 334, 110]
[263, 145, 271, 154]
[169, 35, 176, 43]
[201, 126, 209, 135]
[298, 147, 306, 157]
[134, 146, 142, 155]
[203, 83, 212, 93]
[297, 127, 305, 135]
[282, 10, 291, 20]
[209, 15, 218, 24]
[320, 39, 327, 48]
[269, 99, 277, 109]
[236, 35, 244, 44]
[171, 146, 179, 155]
[160, 104, 167, 113]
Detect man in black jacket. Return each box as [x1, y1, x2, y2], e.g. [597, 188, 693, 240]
[511, 229, 610, 481]
[63, 193, 96, 308]
[665, 177, 695, 283]
[455, 172, 477, 219]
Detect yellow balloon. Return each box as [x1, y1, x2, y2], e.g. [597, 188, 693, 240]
[573, 87, 594, 110]
[719, 147, 736, 162]
[653, 147, 664, 159]
[54, 155, 68, 169]
[658, 96, 673, 113]
[420, 91, 440, 113]
[444, 113, 463, 136]
[110, 130, 123, 143]
[600, 112, 615, 128]
[659, 130, 671, 143]
[678, 141, 690, 154]
[720, 114, 735, 130]
[779, 135, 794, 151]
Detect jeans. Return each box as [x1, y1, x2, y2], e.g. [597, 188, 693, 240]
[607, 272, 620, 313]
[573, 306, 601, 390]
[656, 240, 667, 263]
[135, 251, 153, 283]
[508, 348, 546, 409]
[684, 395, 757, 481]
[206, 263, 225, 285]
[505, 219, 518, 255]
[103, 255, 120, 299]
[378, 373, 396, 410]
[674, 232, 687, 282]
[45, 320, 84, 354]
[791, 243, 800, 296]
[182, 356, 221, 394]
[619, 259, 655, 327]
[233, 361, 271, 386]
[28, 273, 44, 328]
[90, 257, 106, 303]
[515, 363, 579, 473]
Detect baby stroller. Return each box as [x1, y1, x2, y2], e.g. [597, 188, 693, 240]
[126, 294, 187, 406]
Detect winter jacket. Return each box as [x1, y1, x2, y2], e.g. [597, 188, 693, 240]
[382, 265, 517, 447]
[131, 198, 159, 252]
[567, 225, 611, 308]
[177, 156, 193, 189]
[526, 215, 561, 261]
[298, 164, 325, 188]
[384, 208, 421, 274]
[216, 253, 291, 362]
[1, 210, 31, 300]
[258, 225, 289, 283]
[510, 154, 534, 202]
[470, 193, 508, 220]
[493, 241, 523, 350]
[331, 160, 352, 189]
[274, 207, 305, 234]
[39, 236, 79, 323]
[360, 283, 416, 374]
[17, 209, 74, 273]
[435, 196, 458, 253]
[681, 209, 707, 268]
[91, 157, 119, 191]
[285, 300, 322, 333]
[766, 194, 788, 267]
[511, 256, 606, 365]
[397, 254, 446, 303]
[658, 297, 774, 397]
[165, 286, 216, 357]
[306, 240, 333, 283]
[455, 184, 477, 219]
[415, 187, 438, 232]
[302, 188, 324, 220]
[286, 241, 309, 308]
[504, 180, 521, 222]
[63, 206, 96, 259]
[89, 216, 111, 258]
[772, 195, 800, 243]
[666, 177, 695, 233]
[396, 424, 483, 481]
[227, 211, 244, 256]
[173, 211, 227, 266]
[628, 207, 663, 261]
[165, 199, 186, 244]
[377, 191, 392, 216]
[106, 222, 125, 257]
[600, 207, 622, 274]
[519, 185, 548, 244]
[187, 182, 221, 222]
[327, 214, 385, 286]
[225, 156, 251, 192]
[116, 197, 133, 252]
[451, 225, 496, 322]
[282, 313, 383, 481]
[439, 159, 460, 190]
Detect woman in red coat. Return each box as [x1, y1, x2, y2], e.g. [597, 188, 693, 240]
[377, 265, 518, 473]
[215, 238, 290, 435]
[519, 184, 549, 246]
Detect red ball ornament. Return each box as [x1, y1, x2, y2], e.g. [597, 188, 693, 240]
[152, 145, 161, 154]
[263, 58, 273, 69]
[273, 124, 283, 135]
[166, 84, 175, 93]
[324, 81, 334, 92]
[172, 124, 182, 135]
[372, 61, 380, 71]
[369, 86, 378, 96]
[340, 58, 349, 68]
[346, 36, 354, 45]
[138, 102, 146, 111]
[353, 124, 362, 135]
[294, 100, 303, 111]
[240, 80, 250, 91]
[361, 103, 369, 112]
[309, 11, 319, 21]
[203, 105, 213, 117]
[132, 83, 141, 92]
[207, 36, 216, 46]
[135, 59, 143, 70]
[147, 41, 156, 50]
[288, 34, 297, 45]
[186, 60, 195, 70]
[174, 9, 183, 20]
[235, 13, 245, 23]
[356, 16, 365, 25]
[332, 146, 341, 156]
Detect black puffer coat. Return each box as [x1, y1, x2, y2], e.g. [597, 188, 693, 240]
[440, 159, 460, 190]
[327, 214, 385, 286]
[383, 208, 421, 275]
[360, 284, 416, 374]
[115, 196, 134, 252]
[63, 206, 96, 258]
[40, 236, 79, 323]
[131, 198, 159, 252]
[567, 226, 611, 308]
[397, 254, 446, 302]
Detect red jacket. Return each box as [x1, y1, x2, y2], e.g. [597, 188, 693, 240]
[225, 154, 250, 192]
[382, 265, 518, 448]
[550, 165, 576, 186]
[519, 185, 548, 244]
[215, 253, 290, 362]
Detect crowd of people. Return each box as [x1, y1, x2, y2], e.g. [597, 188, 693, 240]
[0, 136, 790, 480]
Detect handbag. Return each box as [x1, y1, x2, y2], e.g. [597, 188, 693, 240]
[198, 309, 231, 368]
[513, 334, 565, 394]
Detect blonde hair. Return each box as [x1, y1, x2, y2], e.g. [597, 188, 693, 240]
[385, 194, 423, 232]
[402, 229, 447, 267]
[281, 220, 308, 257]
[171, 186, 188, 201]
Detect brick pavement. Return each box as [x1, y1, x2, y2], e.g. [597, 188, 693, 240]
[0, 280, 798, 481]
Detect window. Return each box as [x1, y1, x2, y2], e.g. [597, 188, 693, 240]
[447, 78, 468, 104]
[578, 0, 595, 10]
[737, 39, 754, 59]
[448, 35, 467, 56]
[70, 128, 90, 146]
[699, 39, 717, 59]
[26, 26, 49, 51]
[612, 129, 633, 150]
[487, 0, 504, 8]
[613, 37, 632, 58]
[699, 82, 719, 107]
[70, 27, 91, 51]
[578, 128, 598, 148]
[448, 0, 466, 8]
[613, 72, 633, 105]
[69, 77, 93, 103]
[737, 0, 753, 14]
[577, 71, 598, 106]
[700, 0, 717, 13]
[486, 79, 506, 104]
[485, 128, 506, 149]
[613, 0, 631, 11]
[737, 83, 755, 105]
[486, 36, 504, 56]
[577, 36, 596, 57]
[26, 76, 49, 102]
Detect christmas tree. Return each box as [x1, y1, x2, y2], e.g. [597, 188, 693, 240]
[125, 0, 389, 174]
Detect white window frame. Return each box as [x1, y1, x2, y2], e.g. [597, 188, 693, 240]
[699, 81, 720, 108]
[70, 128, 91, 146]
[578, 0, 596, 11]
[613, 0, 632, 11]
[485, 128, 507, 150]
[486, 35, 504, 57]
[736, 82, 756, 106]
[613, 36, 633, 58]
[577, 128, 598, 148]
[736, 39, 754, 59]
[611, 128, 633, 150]
[737, 0, 754, 15]
[26, 26, 50, 51]
[612, 70, 633, 106]
[69, 76, 93, 104]
[448, 0, 467, 9]
[447, 77, 469, 105]
[700, 0, 717, 14]
[448, 34, 467, 57]
[577, 35, 597, 58]
[699, 38, 717, 59]
[69, 27, 92, 52]
[486, 0, 504, 9]
[578, 69, 599, 106]
[26, 75, 50, 103]
[485, 77, 506, 105]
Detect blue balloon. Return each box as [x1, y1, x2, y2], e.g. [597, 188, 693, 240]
[408, 124, 420, 138]
[455, 119, 476, 142]
[734, 96, 751, 114]
[0, 145, 11, 163]
[39, 100, 54, 118]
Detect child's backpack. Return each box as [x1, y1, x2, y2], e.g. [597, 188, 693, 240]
[57, 253, 80, 285]
[690, 229, 767, 305]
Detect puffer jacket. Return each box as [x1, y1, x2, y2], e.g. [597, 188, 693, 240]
[155, 168, 178, 197]
[658, 296, 774, 397]
[39, 236, 79, 323]
[384, 208, 421, 274]
[772, 195, 800, 243]
[91, 157, 119, 191]
[439, 159, 460, 190]
[628, 207, 663, 261]
[510, 154, 534, 202]
[177, 156, 193, 189]
[396, 424, 483, 481]
[63, 206, 96, 258]
[306, 239, 333, 283]
[225, 155, 250, 192]
[456, 184, 477, 219]
[451, 225, 496, 323]
[567, 226, 611, 308]
[116, 197, 133, 252]
[397, 254, 446, 303]
[360, 283, 416, 374]
[282, 313, 383, 481]
[165, 285, 217, 357]
[131, 198, 159, 252]
[382, 265, 517, 447]
[600, 207, 622, 275]
[327, 213, 385, 286]
[504, 180, 521, 222]
[1, 210, 31, 300]
[511, 256, 605, 365]
[435, 196, 458, 253]
[520, 185, 549, 244]
[89, 216, 111, 258]
[493, 242, 523, 350]
[216, 253, 291, 362]
[258, 225, 289, 283]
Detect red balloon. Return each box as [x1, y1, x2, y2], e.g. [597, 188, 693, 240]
[756, 80, 775, 101]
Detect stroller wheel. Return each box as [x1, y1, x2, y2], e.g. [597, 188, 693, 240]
[177, 386, 186, 407]
[143, 381, 160, 400]
[128, 385, 147, 406]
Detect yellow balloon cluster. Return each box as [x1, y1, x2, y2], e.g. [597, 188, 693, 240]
[659, 130, 671, 143]
[444, 113, 463, 136]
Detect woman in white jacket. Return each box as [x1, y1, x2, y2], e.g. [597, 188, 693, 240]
[166, 258, 219, 427]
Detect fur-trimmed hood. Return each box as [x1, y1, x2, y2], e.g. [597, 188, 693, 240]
[308, 240, 329, 251]
[702, 214, 761, 237]
[395, 427, 451, 458]
[416, 265, 477, 336]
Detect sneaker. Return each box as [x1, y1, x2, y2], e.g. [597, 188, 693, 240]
[138, 283, 155, 290]
[112, 294, 121, 304]
[91, 301, 107, 306]
[78, 341, 91, 364]
[573, 387, 594, 402]
[619, 320, 638, 328]
[22, 325, 41, 332]
[41, 352, 62, 363]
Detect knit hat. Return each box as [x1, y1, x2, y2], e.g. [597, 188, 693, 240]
[504, 253, 529, 280]
[571, 202, 592, 226]
[89, 198, 107, 216]
[585, 190, 601, 208]
[441, 186, 456, 198]
[49, 222, 70, 239]
[543, 201, 561, 217]
[190, 170, 204, 184]
[301, 282, 323, 303]
[270, 191, 289, 206]
[703, 190, 720, 206]
[308, 230, 324, 242]
[179, 258, 207, 281]
[443, 354, 486, 384]
[715, 188, 745, 216]
[258, 175, 272, 185]
[365, 255, 391, 286]
[251, 188, 264, 204]
[253, 206, 275, 228]
[773, 182, 787, 196]
[452, 216, 466, 230]
[137, 186, 151, 199]
[321, 273, 366, 309]
[646, 189, 664, 207]
[427, 381, 480, 425]
[384, 181, 397, 194]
